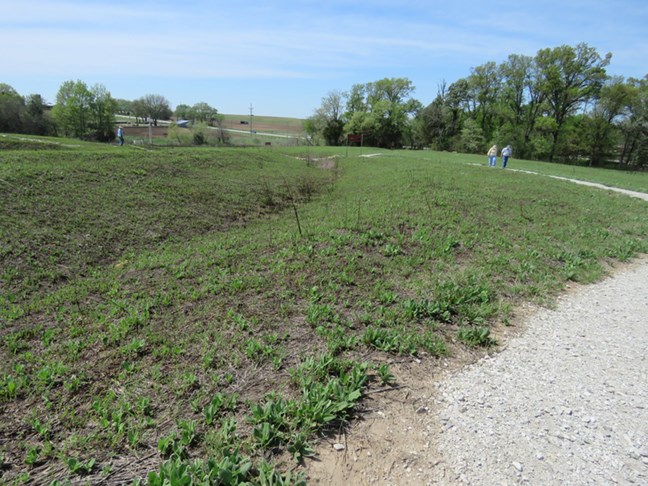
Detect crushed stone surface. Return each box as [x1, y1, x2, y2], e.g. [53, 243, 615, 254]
[429, 259, 648, 485]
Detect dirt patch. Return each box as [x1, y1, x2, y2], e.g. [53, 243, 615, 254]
[316, 157, 339, 170]
[121, 126, 168, 138]
[290, 155, 340, 170]
[304, 326, 519, 484]
[222, 119, 304, 137]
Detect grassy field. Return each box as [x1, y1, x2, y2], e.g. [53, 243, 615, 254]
[1, 138, 647, 484]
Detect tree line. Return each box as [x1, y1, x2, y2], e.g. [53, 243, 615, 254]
[2, 42, 646, 166]
[306, 43, 647, 168]
[0, 84, 55, 136]
[0, 80, 221, 142]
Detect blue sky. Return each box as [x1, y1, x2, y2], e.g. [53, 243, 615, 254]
[1, 0, 646, 118]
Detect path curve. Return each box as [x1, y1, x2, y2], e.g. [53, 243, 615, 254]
[511, 168, 648, 202]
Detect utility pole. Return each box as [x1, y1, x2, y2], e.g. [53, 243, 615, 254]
[147, 117, 153, 145]
[249, 103, 253, 134]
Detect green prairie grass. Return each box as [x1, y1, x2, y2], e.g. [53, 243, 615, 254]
[385, 148, 648, 193]
[1, 140, 646, 483]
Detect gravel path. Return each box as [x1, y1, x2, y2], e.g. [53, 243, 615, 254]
[511, 170, 648, 202]
[431, 259, 648, 485]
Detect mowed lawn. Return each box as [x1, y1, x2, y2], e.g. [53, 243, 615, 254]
[1, 139, 647, 484]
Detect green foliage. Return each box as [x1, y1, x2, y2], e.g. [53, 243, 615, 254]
[535, 43, 611, 161]
[166, 123, 193, 145]
[203, 392, 238, 425]
[148, 451, 253, 485]
[460, 118, 485, 154]
[401, 277, 493, 326]
[249, 395, 293, 447]
[258, 461, 306, 485]
[65, 456, 96, 475]
[346, 78, 421, 148]
[0, 147, 331, 303]
[0, 85, 55, 135]
[191, 122, 209, 145]
[157, 431, 182, 458]
[307, 90, 346, 145]
[132, 93, 172, 124]
[363, 326, 417, 354]
[306, 303, 338, 327]
[0, 366, 27, 401]
[24, 446, 39, 465]
[121, 338, 146, 356]
[375, 363, 395, 385]
[245, 338, 280, 365]
[36, 361, 68, 388]
[52, 80, 117, 141]
[290, 356, 366, 422]
[411, 43, 642, 166]
[309, 78, 420, 148]
[457, 326, 497, 347]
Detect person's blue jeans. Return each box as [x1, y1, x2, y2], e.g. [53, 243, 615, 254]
[488, 156, 496, 166]
[502, 156, 509, 168]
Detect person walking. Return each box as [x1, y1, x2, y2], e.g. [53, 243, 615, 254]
[501, 145, 512, 168]
[117, 126, 124, 146]
[487, 144, 498, 167]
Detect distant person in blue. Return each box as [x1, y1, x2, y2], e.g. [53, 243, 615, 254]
[117, 126, 124, 146]
[501, 145, 512, 168]
[487, 144, 498, 167]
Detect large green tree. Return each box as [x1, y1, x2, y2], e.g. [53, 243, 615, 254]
[53, 80, 93, 138]
[467, 61, 501, 141]
[415, 92, 452, 150]
[24, 94, 54, 136]
[306, 90, 346, 145]
[90, 84, 118, 141]
[309, 79, 420, 148]
[115, 98, 134, 116]
[345, 77, 421, 148]
[498, 54, 546, 158]
[445, 78, 471, 140]
[618, 76, 648, 168]
[133, 94, 172, 125]
[579, 77, 634, 166]
[174, 104, 192, 120]
[190, 102, 218, 123]
[535, 43, 611, 161]
[0, 83, 25, 133]
[52, 80, 117, 141]
[0, 84, 55, 136]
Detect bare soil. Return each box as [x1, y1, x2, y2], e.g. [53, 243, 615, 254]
[121, 126, 169, 138]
